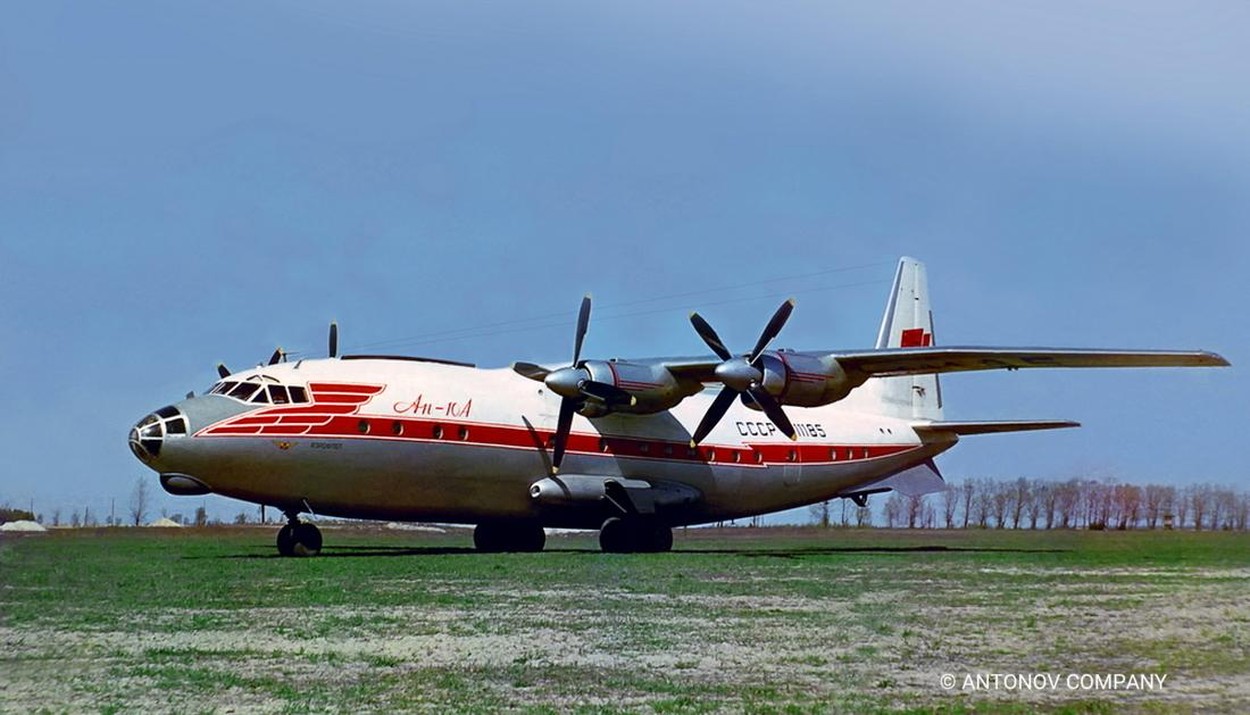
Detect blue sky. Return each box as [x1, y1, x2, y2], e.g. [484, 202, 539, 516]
[1, 1, 1246, 523]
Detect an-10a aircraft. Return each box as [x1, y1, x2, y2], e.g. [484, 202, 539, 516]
[129, 258, 1227, 555]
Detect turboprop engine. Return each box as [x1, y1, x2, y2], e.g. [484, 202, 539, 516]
[574, 359, 694, 416]
[750, 351, 858, 408]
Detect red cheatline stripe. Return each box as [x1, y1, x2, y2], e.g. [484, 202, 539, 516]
[230, 416, 281, 426]
[278, 415, 336, 425]
[207, 426, 262, 435]
[311, 393, 377, 404]
[259, 404, 359, 416]
[263, 425, 310, 436]
[224, 413, 919, 467]
[308, 383, 385, 395]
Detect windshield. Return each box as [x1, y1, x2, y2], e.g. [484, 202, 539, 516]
[208, 376, 310, 405]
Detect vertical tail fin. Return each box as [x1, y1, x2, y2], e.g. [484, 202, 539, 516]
[871, 257, 943, 420]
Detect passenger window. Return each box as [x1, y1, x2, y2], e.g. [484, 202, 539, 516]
[268, 385, 290, 404]
[288, 386, 308, 403]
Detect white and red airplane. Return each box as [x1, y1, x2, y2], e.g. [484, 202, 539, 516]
[129, 258, 1227, 555]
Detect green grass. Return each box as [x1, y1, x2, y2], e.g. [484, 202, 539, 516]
[2, 526, 1248, 713]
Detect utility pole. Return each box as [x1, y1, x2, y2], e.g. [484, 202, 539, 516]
[110, 498, 115, 527]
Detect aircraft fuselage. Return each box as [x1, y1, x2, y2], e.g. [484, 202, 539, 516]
[137, 357, 948, 529]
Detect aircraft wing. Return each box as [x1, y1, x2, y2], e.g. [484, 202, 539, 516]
[829, 347, 1228, 378]
[645, 356, 722, 384]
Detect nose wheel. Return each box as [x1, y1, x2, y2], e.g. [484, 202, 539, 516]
[276, 514, 322, 557]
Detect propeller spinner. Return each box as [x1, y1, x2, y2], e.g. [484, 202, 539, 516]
[511, 295, 634, 474]
[688, 299, 798, 446]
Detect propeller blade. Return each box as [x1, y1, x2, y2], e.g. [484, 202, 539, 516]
[579, 380, 637, 406]
[328, 322, 339, 358]
[572, 294, 591, 365]
[690, 312, 733, 361]
[690, 386, 738, 446]
[511, 361, 552, 381]
[216, 363, 231, 379]
[267, 347, 283, 366]
[749, 299, 796, 362]
[550, 397, 578, 474]
[747, 387, 797, 441]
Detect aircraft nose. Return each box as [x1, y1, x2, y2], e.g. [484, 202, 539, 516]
[129, 405, 189, 463]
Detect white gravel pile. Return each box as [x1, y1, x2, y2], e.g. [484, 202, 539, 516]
[0, 520, 48, 533]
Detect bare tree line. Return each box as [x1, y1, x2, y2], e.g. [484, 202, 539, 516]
[811, 479, 1250, 531]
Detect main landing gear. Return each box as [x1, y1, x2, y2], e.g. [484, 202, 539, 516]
[473, 522, 547, 552]
[599, 517, 673, 553]
[276, 513, 322, 557]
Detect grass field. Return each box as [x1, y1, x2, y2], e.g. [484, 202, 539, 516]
[2, 526, 1248, 713]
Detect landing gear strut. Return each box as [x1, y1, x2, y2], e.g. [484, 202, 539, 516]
[599, 517, 673, 553]
[473, 522, 546, 552]
[276, 512, 322, 557]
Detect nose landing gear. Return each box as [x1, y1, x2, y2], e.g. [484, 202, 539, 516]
[276, 512, 322, 557]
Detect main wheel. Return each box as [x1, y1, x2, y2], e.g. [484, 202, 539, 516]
[517, 524, 546, 552]
[474, 523, 506, 552]
[291, 523, 322, 557]
[599, 517, 632, 553]
[644, 524, 673, 553]
[276, 524, 296, 557]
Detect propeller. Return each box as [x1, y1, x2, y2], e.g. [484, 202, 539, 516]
[328, 321, 339, 358]
[688, 299, 798, 446]
[216, 363, 231, 379]
[267, 347, 284, 365]
[511, 295, 634, 474]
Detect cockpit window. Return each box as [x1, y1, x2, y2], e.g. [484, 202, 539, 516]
[268, 385, 290, 404]
[208, 376, 310, 405]
[228, 382, 261, 401]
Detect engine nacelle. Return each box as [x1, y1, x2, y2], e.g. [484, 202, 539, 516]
[754, 351, 859, 408]
[580, 359, 697, 415]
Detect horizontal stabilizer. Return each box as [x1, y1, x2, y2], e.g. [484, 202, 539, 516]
[913, 420, 1080, 436]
